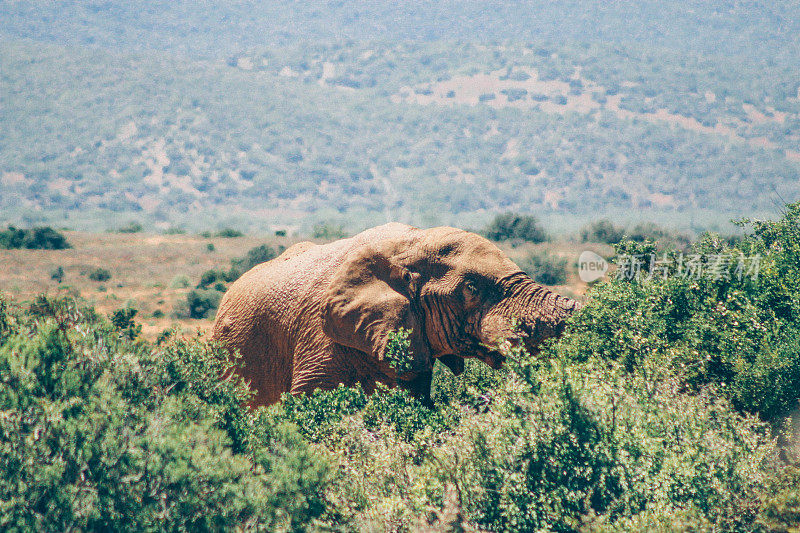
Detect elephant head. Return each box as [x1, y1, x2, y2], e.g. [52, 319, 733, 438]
[321, 226, 581, 384]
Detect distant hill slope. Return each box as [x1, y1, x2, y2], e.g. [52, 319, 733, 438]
[1, 38, 798, 233]
[2, 0, 799, 69]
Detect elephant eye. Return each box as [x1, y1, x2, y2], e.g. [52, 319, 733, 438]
[464, 281, 479, 297]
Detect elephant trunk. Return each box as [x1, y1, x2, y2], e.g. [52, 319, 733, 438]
[502, 274, 581, 349]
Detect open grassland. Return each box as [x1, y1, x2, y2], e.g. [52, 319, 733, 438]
[0, 231, 299, 338]
[0, 231, 604, 339]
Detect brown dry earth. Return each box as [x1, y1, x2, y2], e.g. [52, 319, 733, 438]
[0, 232, 298, 338]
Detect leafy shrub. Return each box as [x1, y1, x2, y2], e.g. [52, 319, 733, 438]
[517, 251, 569, 285]
[109, 307, 141, 340]
[277, 383, 452, 444]
[580, 219, 626, 244]
[385, 327, 414, 374]
[49, 266, 64, 283]
[429, 350, 776, 532]
[117, 221, 143, 233]
[188, 242, 280, 319]
[501, 88, 528, 102]
[0, 295, 331, 531]
[627, 221, 691, 248]
[215, 228, 244, 238]
[0, 226, 71, 250]
[177, 289, 222, 319]
[196, 268, 232, 289]
[312, 223, 347, 240]
[558, 204, 800, 420]
[233, 243, 278, 273]
[484, 213, 548, 243]
[87, 267, 111, 282]
[271, 339, 780, 531]
[197, 244, 278, 291]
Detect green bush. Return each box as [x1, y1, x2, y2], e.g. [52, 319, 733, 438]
[214, 228, 244, 238]
[557, 204, 800, 420]
[117, 221, 143, 233]
[0, 295, 331, 531]
[177, 289, 222, 319]
[197, 244, 278, 291]
[87, 267, 111, 282]
[517, 251, 569, 285]
[49, 266, 64, 283]
[196, 268, 231, 289]
[580, 219, 626, 244]
[0, 226, 71, 250]
[232, 243, 278, 273]
[626, 222, 691, 248]
[312, 223, 347, 240]
[484, 213, 548, 243]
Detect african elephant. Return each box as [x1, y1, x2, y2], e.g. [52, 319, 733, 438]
[212, 223, 580, 406]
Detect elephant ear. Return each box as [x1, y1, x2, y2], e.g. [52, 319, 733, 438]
[321, 242, 432, 378]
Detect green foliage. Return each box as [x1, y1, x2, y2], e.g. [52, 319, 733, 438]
[581, 219, 626, 244]
[177, 289, 222, 319]
[116, 221, 143, 233]
[385, 327, 414, 374]
[214, 228, 244, 238]
[0, 295, 331, 531]
[436, 350, 774, 531]
[87, 267, 111, 282]
[2, 37, 798, 232]
[233, 243, 278, 273]
[430, 357, 504, 410]
[196, 268, 233, 289]
[517, 251, 569, 285]
[562, 204, 800, 420]
[484, 213, 548, 243]
[197, 244, 278, 291]
[49, 266, 64, 283]
[0, 226, 71, 250]
[312, 223, 347, 241]
[757, 463, 800, 532]
[277, 383, 451, 444]
[109, 307, 141, 340]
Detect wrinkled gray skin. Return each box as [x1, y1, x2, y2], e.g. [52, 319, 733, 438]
[213, 223, 580, 406]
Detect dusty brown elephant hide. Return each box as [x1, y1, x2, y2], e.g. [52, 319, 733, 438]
[212, 223, 580, 406]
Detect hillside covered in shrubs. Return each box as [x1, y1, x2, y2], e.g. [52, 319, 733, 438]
[3, 204, 800, 530]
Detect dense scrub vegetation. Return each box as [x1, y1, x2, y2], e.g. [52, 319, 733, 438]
[1, 33, 798, 233]
[0, 296, 330, 530]
[3, 204, 800, 530]
[484, 213, 548, 243]
[0, 226, 70, 250]
[2, 0, 798, 68]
